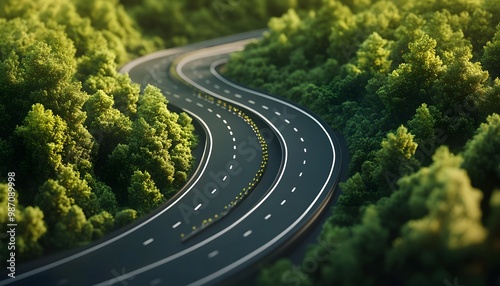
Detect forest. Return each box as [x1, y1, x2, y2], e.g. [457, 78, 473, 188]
[225, 0, 500, 285]
[0, 0, 199, 264]
[1, 0, 499, 284]
[0, 0, 325, 270]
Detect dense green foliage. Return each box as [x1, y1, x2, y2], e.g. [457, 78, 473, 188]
[0, 0, 196, 263]
[226, 0, 500, 284]
[118, 0, 323, 47]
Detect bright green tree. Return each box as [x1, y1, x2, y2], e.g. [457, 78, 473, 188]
[52, 205, 93, 249]
[16, 206, 47, 260]
[378, 31, 443, 120]
[386, 147, 487, 285]
[0, 184, 47, 264]
[34, 179, 72, 227]
[128, 170, 165, 215]
[114, 209, 137, 228]
[14, 104, 68, 186]
[88, 211, 114, 239]
[362, 125, 419, 192]
[408, 103, 436, 146]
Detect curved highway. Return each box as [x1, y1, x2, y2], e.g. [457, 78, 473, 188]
[0, 31, 344, 286]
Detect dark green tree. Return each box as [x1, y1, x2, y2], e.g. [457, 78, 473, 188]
[52, 205, 93, 249]
[462, 113, 500, 218]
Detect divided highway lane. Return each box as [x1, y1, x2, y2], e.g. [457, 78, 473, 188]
[164, 41, 344, 285]
[0, 32, 273, 286]
[0, 31, 344, 286]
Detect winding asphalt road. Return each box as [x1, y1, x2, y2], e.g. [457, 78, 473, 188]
[0, 30, 344, 286]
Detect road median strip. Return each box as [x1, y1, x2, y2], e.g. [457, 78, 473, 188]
[169, 53, 269, 242]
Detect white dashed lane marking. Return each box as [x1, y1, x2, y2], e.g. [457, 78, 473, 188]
[208, 251, 219, 258]
[265, 214, 272, 220]
[143, 238, 154, 246]
[172, 222, 181, 229]
[243, 230, 252, 237]
[194, 204, 202, 211]
[281, 200, 286, 206]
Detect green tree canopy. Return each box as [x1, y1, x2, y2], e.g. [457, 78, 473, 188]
[128, 170, 165, 215]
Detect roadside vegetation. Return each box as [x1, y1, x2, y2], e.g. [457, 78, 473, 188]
[0, 0, 196, 264]
[119, 0, 323, 47]
[225, 0, 500, 284]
